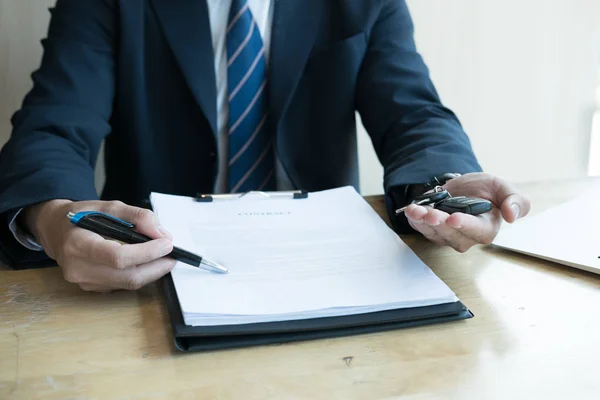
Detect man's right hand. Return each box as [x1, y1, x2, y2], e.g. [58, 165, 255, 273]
[22, 199, 176, 292]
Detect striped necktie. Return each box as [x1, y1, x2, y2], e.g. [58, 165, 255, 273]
[226, 0, 275, 193]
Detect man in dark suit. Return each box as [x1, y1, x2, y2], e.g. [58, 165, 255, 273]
[0, 0, 529, 292]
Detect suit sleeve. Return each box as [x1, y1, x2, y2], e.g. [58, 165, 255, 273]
[0, 0, 117, 268]
[355, 0, 483, 232]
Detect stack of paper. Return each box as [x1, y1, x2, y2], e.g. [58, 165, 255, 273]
[151, 187, 458, 327]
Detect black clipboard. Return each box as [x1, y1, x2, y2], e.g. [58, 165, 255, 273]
[155, 190, 473, 352]
[161, 273, 473, 352]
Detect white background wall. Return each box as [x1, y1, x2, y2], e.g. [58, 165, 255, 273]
[0, 0, 56, 143]
[1, 1, 600, 195]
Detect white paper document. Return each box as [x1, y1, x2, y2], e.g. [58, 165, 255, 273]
[493, 185, 600, 274]
[150, 187, 458, 326]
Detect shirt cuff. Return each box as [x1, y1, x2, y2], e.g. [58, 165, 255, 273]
[8, 208, 43, 251]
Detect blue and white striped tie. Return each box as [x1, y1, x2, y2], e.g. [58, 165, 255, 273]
[227, 0, 274, 193]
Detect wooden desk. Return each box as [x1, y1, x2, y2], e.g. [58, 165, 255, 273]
[2, 178, 600, 400]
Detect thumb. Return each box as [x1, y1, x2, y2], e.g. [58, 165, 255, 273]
[493, 178, 531, 223]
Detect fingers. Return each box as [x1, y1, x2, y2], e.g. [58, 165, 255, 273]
[405, 205, 447, 246]
[72, 257, 177, 291]
[446, 212, 497, 245]
[405, 204, 449, 227]
[500, 194, 531, 223]
[108, 257, 177, 290]
[422, 208, 479, 253]
[404, 204, 428, 223]
[491, 177, 532, 223]
[101, 201, 171, 240]
[408, 218, 447, 246]
[61, 228, 176, 290]
[81, 230, 173, 269]
[78, 283, 115, 293]
[406, 205, 484, 253]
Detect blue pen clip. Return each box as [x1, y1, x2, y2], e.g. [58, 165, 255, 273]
[67, 211, 135, 228]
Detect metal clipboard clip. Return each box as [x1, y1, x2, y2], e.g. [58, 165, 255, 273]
[194, 190, 309, 203]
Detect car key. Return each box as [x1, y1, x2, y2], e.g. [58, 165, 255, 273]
[395, 187, 450, 215]
[434, 196, 492, 216]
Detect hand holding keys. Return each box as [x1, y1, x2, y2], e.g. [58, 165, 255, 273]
[395, 186, 492, 216]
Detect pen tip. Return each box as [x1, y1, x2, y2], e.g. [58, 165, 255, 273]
[201, 258, 228, 274]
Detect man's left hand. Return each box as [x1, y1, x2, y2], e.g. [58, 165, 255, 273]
[404, 173, 531, 253]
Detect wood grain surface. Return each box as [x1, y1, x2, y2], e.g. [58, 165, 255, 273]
[1, 178, 600, 400]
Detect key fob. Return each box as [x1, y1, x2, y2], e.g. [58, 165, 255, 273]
[435, 196, 493, 216]
[411, 189, 450, 205]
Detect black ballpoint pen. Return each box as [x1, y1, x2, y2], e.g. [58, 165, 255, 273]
[66, 211, 228, 274]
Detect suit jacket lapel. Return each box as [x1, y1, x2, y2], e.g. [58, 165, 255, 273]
[150, 0, 217, 137]
[269, 0, 323, 130]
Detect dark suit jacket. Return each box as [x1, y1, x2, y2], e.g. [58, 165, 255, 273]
[0, 0, 481, 268]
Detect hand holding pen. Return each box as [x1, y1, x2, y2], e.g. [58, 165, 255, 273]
[67, 210, 226, 273]
[20, 199, 225, 293]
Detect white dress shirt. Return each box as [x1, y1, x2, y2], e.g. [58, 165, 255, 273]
[11, 0, 293, 250]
